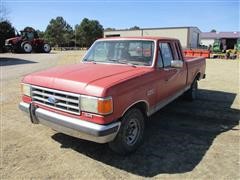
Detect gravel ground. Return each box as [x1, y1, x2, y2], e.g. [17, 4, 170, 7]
[0, 51, 239, 179]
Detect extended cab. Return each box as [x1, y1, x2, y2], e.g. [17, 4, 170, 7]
[19, 37, 206, 154]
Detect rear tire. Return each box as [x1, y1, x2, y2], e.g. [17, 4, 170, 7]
[42, 43, 51, 53]
[185, 78, 198, 101]
[22, 42, 32, 53]
[109, 108, 145, 155]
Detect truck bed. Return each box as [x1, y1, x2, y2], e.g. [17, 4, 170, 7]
[184, 56, 206, 86]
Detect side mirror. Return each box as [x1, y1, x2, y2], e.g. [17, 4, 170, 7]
[171, 60, 183, 68]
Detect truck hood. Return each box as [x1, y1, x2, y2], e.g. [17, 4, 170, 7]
[23, 63, 152, 96]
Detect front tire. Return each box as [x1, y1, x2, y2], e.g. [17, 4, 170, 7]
[109, 108, 145, 155]
[22, 42, 32, 53]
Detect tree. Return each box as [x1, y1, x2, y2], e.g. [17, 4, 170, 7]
[129, 26, 140, 30]
[105, 27, 116, 31]
[63, 27, 74, 47]
[0, 21, 15, 52]
[210, 29, 217, 33]
[36, 30, 45, 39]
[75, 18, 103, 47]
[44, 16, 73, 47]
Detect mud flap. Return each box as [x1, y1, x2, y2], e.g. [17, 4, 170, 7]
[30, 103, 39, 124]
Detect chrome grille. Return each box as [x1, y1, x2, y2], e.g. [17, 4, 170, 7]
[31, 86, 80, 115]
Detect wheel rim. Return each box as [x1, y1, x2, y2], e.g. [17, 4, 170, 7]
[125, 118, 140, 145]
[44, 44, 50, 52]
[24, 43, 32, 52]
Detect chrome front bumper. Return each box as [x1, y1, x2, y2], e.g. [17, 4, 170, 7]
[19, 102, 121, 143]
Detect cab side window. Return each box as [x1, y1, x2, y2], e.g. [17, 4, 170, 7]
[159, 42, 173, 67]
[174, 42, 183, 60]
[173, 42, 180, 60]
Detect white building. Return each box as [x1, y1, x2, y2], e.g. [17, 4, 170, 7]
[104, 27, 201, 49]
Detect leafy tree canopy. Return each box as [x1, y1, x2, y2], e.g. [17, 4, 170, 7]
[210, 29, 217, 33]
[105, 27, 116, 31]
[129, 26, 140, 30]
[44, 16, 73, 46]
[75, 18, 103, 47]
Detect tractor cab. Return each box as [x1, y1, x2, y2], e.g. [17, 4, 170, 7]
[20, 28, 39, 41]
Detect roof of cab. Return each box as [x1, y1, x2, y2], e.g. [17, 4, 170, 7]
[98, 36, 179, 41]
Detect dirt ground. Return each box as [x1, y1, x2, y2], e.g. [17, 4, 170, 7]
[0, 51, 239, 179]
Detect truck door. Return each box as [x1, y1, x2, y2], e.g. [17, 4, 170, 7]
[156, 41, 187, 103]
[172, 41, 188, 91]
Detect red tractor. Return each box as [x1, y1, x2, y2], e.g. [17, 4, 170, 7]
[5, 27, 51, 53]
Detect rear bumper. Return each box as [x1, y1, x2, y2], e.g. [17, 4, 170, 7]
[19, 102, 120, 143]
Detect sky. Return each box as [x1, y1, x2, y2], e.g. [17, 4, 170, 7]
[2, 0, 239, 32]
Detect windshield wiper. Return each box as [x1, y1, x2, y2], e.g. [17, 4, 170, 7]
[118, 59, 137, 67]
[107, 59, 129, 64]
[117, 59, 128, 64]
[83, 58, 93, 61]
[107, 59, 136, 67]
[107, 58, 118, 62]
[83, 59, 96, 63]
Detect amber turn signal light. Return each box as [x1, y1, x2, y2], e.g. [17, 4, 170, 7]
[97, 98, 113, 115]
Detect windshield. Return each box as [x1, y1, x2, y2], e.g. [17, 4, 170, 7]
[83, 40, 155, 66]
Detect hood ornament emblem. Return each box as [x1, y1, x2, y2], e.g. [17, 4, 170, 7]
[47, 96, 58, 104]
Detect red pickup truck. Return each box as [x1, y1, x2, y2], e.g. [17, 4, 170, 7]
[19, 37, 206, 154]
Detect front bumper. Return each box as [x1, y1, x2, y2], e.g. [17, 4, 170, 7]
[19, 102, 120, 143]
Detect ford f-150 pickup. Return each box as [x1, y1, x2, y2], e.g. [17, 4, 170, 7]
[19, 37, 206, 154]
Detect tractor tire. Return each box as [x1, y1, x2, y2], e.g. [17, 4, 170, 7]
[109, 108, 145, 155]
[22, 42, 32, 53]
[42, 43, 51, 53]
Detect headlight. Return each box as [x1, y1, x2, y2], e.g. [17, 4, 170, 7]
[81, 96, 113, 115]
[21, 83, 31, 96]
